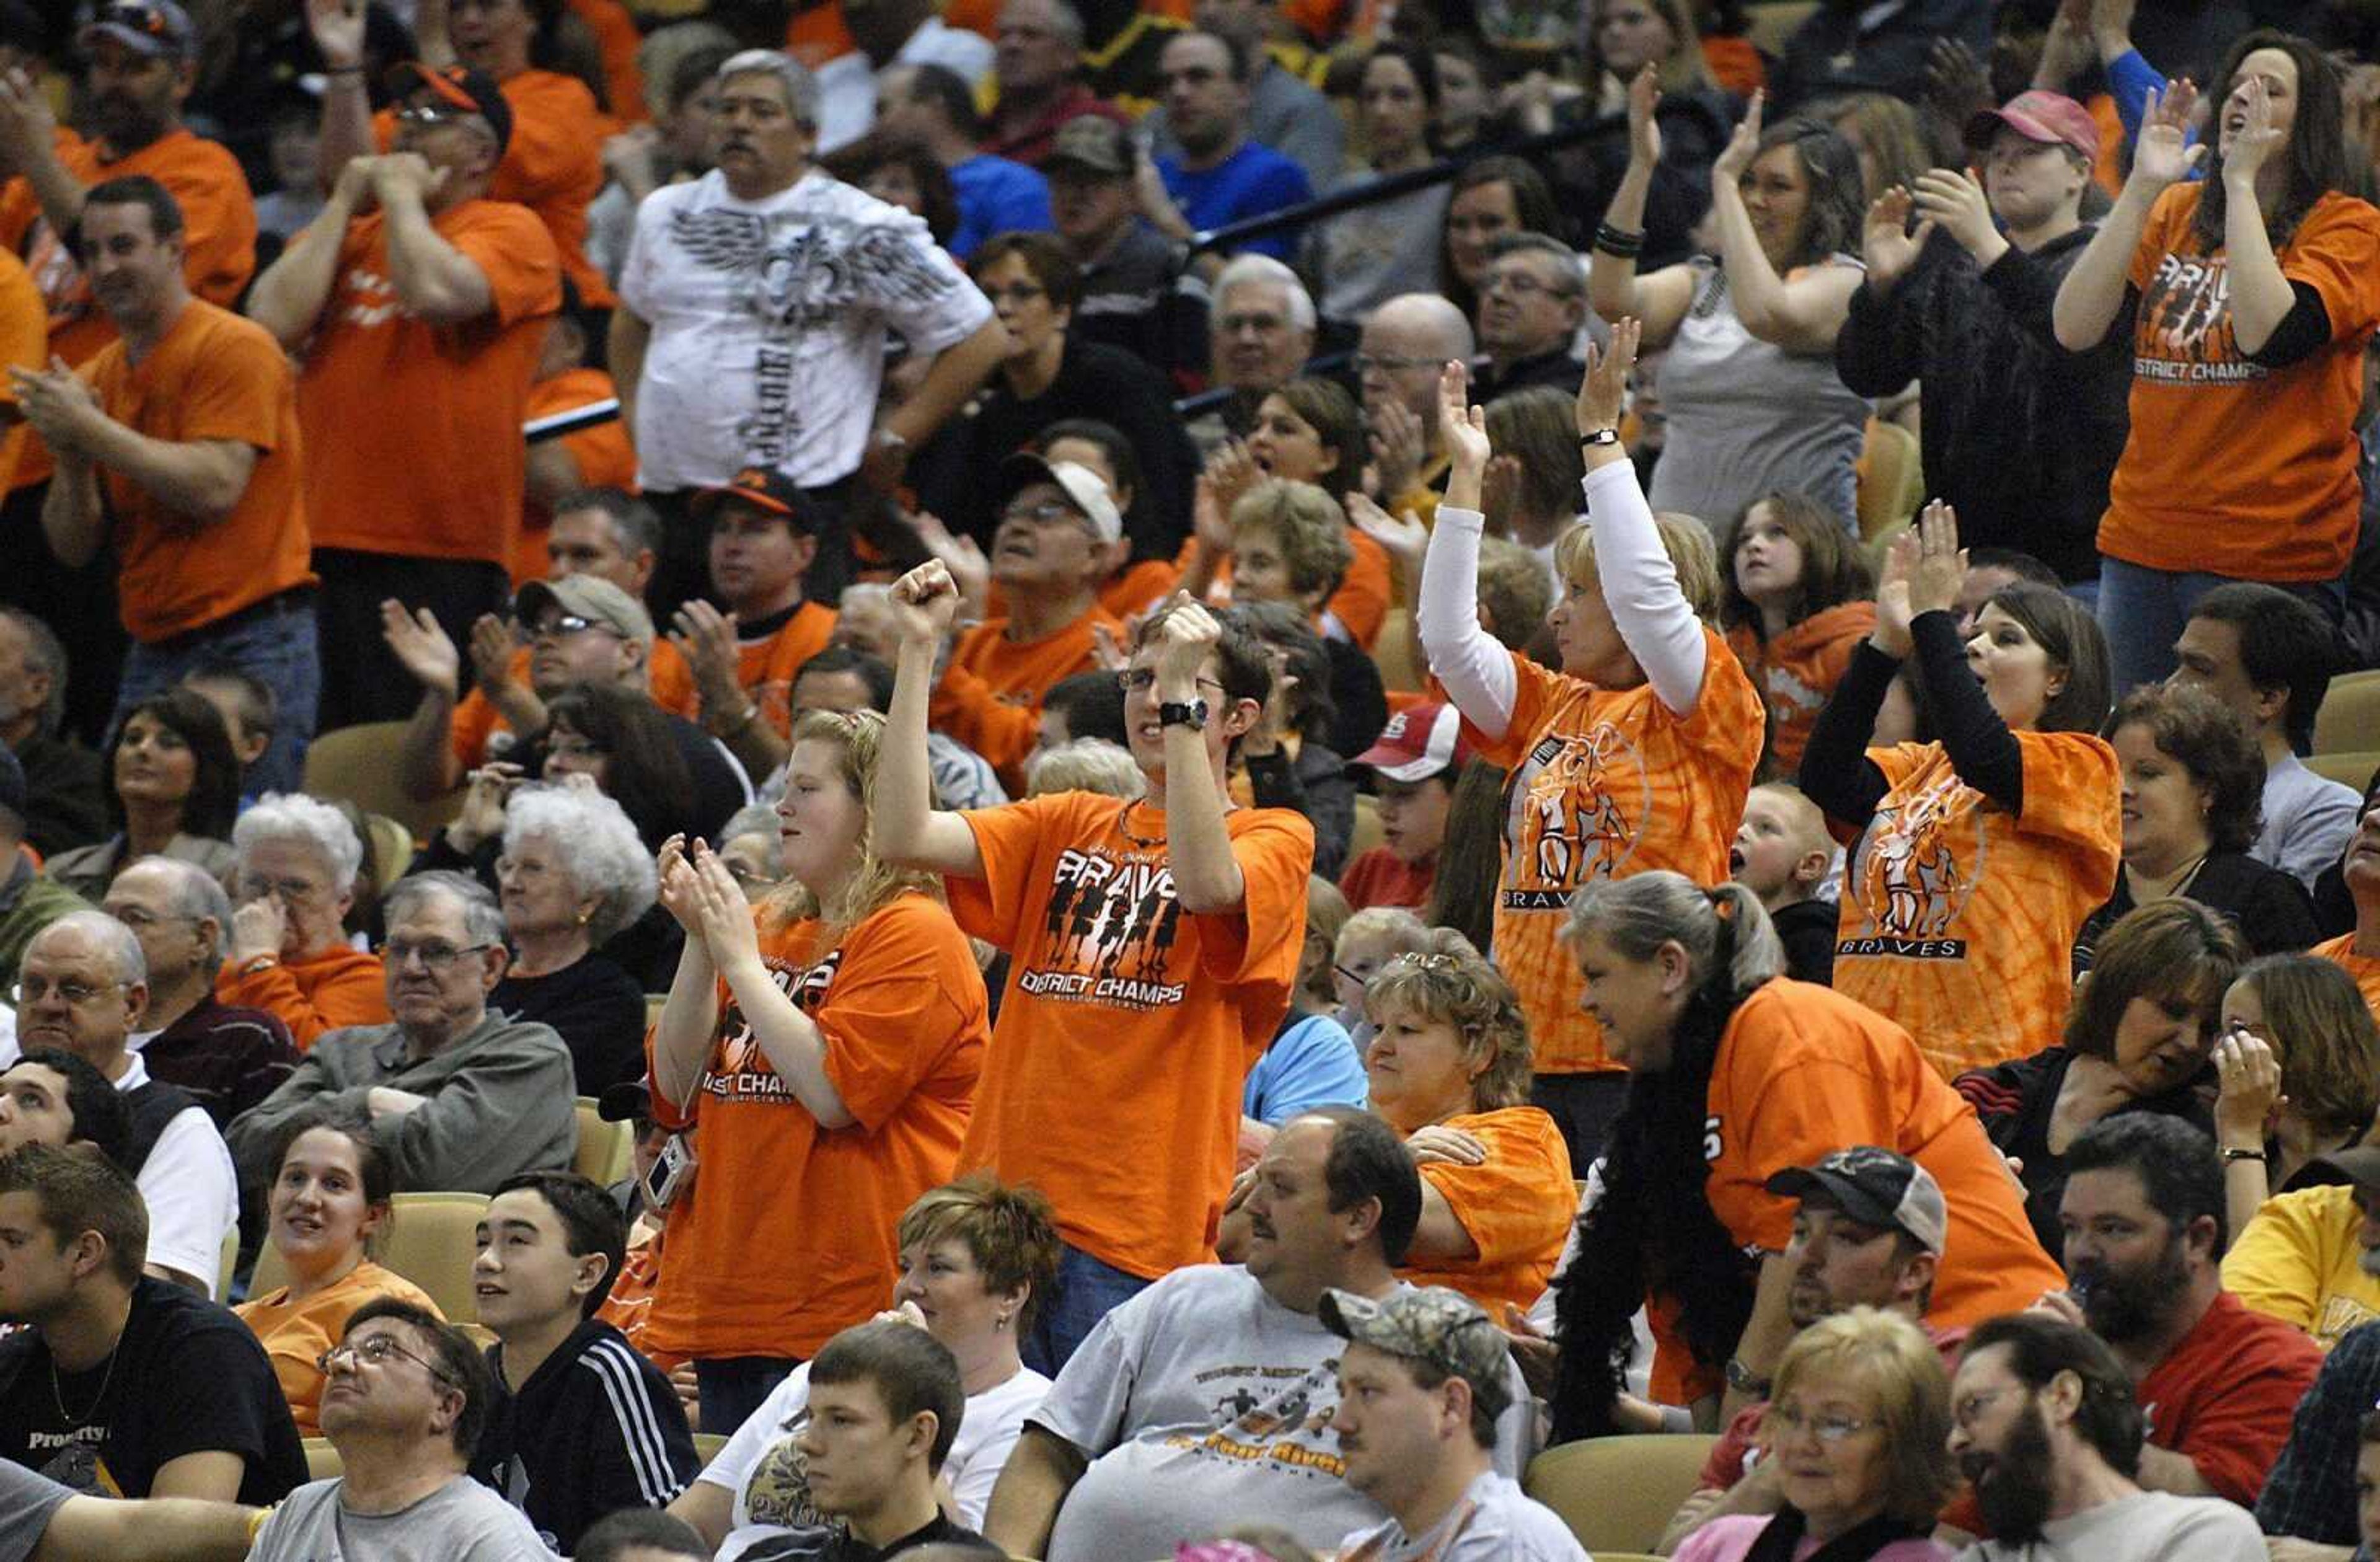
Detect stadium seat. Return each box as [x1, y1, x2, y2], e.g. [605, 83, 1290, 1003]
[302, 721, 464, 844]
[2307, 750, 2379, 793]
[2316, 669, 2380, 756]
[574, 1098, 633, 1185]
[693, 1432, 729, 1465]
[1856, 418, 1923, 540]
[302, 1437, 343, 1481]
[1524, 1434, 1719, 1553]
[381, 1191, 495, 1324]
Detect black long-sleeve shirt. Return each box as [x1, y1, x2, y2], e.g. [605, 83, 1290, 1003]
[1799, 611, 2023, 829]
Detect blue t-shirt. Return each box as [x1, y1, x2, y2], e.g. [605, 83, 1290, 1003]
[1158, 141, 1314, 260]
[949, 154, 1054, 260]
[1243, 1012, 1368, 1123]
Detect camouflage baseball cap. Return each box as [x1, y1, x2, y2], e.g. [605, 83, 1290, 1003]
[1320, 1286, 1512, 1421]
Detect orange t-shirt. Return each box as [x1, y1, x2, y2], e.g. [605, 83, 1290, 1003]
[514, 366, 638, 589]
[449, 640, 700, 768]
[1399, 1106, 1574, 1318]
[294, 199, 560, 568]
[648, 598, 838, 739]
[645, 893, 985, 1359]
[82, 300, 314, 643]
[2100, 186, 2380, 583]
[594, 1235, 685, 1376]
[1831, 733, 2120, 1080]
[0, 247, 43, 495]
[2312, 933, 2380, 1021]
[1466, 630, 1765, 1075]
[984, 557, 1183, 624]
[948, 791, 1313, 1277]
[215, 945, 393, 1053]
[0, 126, 257, 492]
[1645, 977, 2066, 1406]
[931, 607, 1119, 785]
[373, 69, 611, 307]
[566, 0, 646, 122]
[1725, 600, 1877, 774]
[235, 1261, 441, 1436]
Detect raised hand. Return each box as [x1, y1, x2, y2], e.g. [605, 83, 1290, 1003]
[1624, 64, 1663, 170]
[687, 844, 763, 971]
[1149, 591, 1223, 696]
[448, 762, 521, 852]
[1871, 530, 1919, 660]
[1862, 188, 1936, 293]
[2132, 79, 2206, 189]
[1905, 499, 1966, 620]
[379, 601, 461, 697]
[0, 69, 58, 180]
[1204, 438, 1263, 518]
[1438, 361, 1489, 478]
[306, 0, 367, 66]
[909, 510, 989, 618]
[1362, 395, 1425, 504]
[1713, 90, 1765, 185]
[1189, 473, 1236, 557]
[886, 559, 963, 645]
[1923, 37, 1991, 127]
[1345, 491, 1426, 576]
[656, 835, 707, 938]
[467, 614, 517, 692]
[2222, 73, 2286, 187]
[1576, 316, 1640, 437]
[1910, 167, 1998, 260]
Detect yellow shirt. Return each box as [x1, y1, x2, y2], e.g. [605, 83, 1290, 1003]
[234, 1261, 442, 1434]
[2222, 1183, 2380, 1352]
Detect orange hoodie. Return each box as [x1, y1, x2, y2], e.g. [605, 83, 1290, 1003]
[216, 946, 391, 1054]
[1727, 599, 1878, 773]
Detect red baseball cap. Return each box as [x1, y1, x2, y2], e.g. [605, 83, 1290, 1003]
[1351, 703, 1470, 784]
[1964, 90, 2098, 161]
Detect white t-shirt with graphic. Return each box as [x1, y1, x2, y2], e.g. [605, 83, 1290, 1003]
[619, 169, 994, 492]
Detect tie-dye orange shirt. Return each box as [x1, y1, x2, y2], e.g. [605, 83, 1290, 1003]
[1464, 629, 1764, 1075]
[1831, 732, 2120, 1079]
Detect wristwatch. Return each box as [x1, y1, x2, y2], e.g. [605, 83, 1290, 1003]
[1724, 1357, 1771, 1396]
[1158, 698, 1209, 732]
[1579, 427, 1621, 450]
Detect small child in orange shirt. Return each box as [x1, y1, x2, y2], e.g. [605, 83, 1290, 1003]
[1718, 493, 1876, 775]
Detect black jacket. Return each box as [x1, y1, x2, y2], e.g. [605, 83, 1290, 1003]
[1835, 226, 2130, 583]
[1545, 88, 1734, 271]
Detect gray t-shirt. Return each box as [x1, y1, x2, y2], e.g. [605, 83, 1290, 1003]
[2256, 751, 2361, 891]
[1649, 255, 1869, 531]
[1313, 174, 1452, 325]
[247, 1475, 558, 1561]
[1952, 1488, 2266, 1561]
[0, 1460, 69, 1562]
[1334, 1470, 1587, 1561]
[1034, 1265, 1533, 1562]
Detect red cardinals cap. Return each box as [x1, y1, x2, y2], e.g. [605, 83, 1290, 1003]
[1351, 703, 1469, 784]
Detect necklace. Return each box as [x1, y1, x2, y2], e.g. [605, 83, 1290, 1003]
[49, 1339, 121, 1425]
[2128, 850, 2210, 904]
[1115, 799, 1165, 850]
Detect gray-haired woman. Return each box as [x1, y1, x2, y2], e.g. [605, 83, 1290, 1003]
[1544, 870, 2062, 1445]
[487, 783, 658, 1094]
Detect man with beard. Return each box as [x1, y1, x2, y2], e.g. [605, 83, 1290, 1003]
[1944, 1312, 2263, 1559]
[2253, 1147, 2380, 1558]
[1661, 1147, 1967, 1551]
[2041, 1114, 2320, 1507]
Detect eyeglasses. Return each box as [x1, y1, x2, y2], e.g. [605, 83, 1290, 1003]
[102, 907, 199, 932]
[529, 614, 621, 643]
[1482, 269, 1579, 300]
[1351, 351, 1435, 377]
[1219, 312, 1287, 337]
[382, 939, 495, 972]
[1116, 670, 1227, 695]
[1000, 500, 1087, 527]
[1765, 1405, 1880, 1444]
[395, 102, 475, 129]
[238, 875, 324, 903]
[982, 283, 1047, 307]
[319, 1333, 457, 1387]
[9, 977, 125, 1007]
[1332, 962, 1379, 986]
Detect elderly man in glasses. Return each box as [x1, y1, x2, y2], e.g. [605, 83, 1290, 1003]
[925, 452, 1128, 793]
[249, 1299, 552, 1560]
[227, 872, 574, 1199]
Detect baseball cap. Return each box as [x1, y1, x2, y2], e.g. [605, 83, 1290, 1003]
[691, 466, 820, 531]
[1765, 1146, 1948, 1256]
[1351, 703, 1470, 784]
[80, 0, 195, 62]
[2303, 1145, 2380, 1194]
[388, 61, 516, 156]
[1964, 90, 2097, 161]
[516, 575, 656, 650]
[999, 452, 1123, 546]
[1043, 115, 1135, 180]
[1319, 1286, 1513, 1423]
[596, 1080, 653, 1124]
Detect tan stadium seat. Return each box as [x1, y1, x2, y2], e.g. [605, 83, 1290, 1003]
[2316, 670, 2380, 756]
[1523, 1434, 1719, 1554]
[573, 1098, 633, 1185]
[302, 1437, 343, 1481]
[302, 721, 464, 844]
[2307, 750, 2379, 793]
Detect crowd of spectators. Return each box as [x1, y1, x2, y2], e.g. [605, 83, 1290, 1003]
[6, 0, 2380, 1556]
